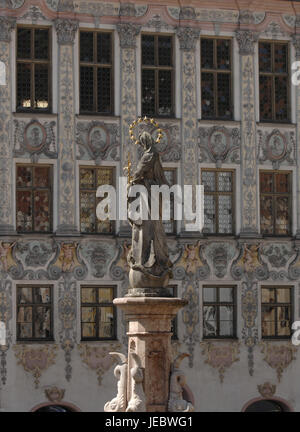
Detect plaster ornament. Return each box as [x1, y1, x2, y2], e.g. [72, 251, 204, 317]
[0, 241, 16, 272]
[257, 382, 276, 398]
[45, 386, 65, 403]
[126, 353, 146, 412]
[104, 352, 127, 412]
[168, 353, 194, 412]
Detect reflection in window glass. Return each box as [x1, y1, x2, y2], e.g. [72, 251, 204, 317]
[203, 286, 236, 338]
[261, 286, 292, 338]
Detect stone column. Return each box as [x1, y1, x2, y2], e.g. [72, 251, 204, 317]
[116, 23, 141, 236]
[54, 19, 79, 236]
[236, 26, 260, 238]
[176, 26, 200, 235]
[293, 32, 300, 238]
[0, 17, 16, 235]
[114, 297, 187, 412]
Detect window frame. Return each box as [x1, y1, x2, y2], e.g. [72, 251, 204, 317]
[258, 39, 290, 123]
[16, 25, 52, 113]
[202, 285, 237, 339]
[80, 285, 117, 341]
[141, 32, 175, 118]
[259, 169, 292, 237]
[261, 285, 293, 340]
[79, 29, 114, 115]
[79, 165, 116, 235]
[201, 168, 235, 235]
[16, 163, 53, 234]
[200, 36, 233, 120]
[16, 284, 54, 342]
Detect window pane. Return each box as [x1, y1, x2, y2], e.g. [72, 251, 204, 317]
[219, 321, 233, 336]
[277, 288, 290, 303]
[203, 287, 217, 302]
[33, 190, 50, 232]
[34, 167, 50, 188]
[219, 287, 234, 302]
[204, 195, 216, 233]
[98, 287, 113, 303]
[80, 66, 94, 111]
[203, 321, 217, 337]
[97, 33, 111, 64]
[96, 167, 113, 186]
[17, 190, 33, 232]
[274, 44, 287, 73]
[262, 288, 276, 303]
[97, 67, 111, 113]
[218, 195, 232, 234]
[18, 287, 32, 304]
[17, 166, 32, 187]
[142, 69, 155, 115]
[277, 306, 290, 322]
[80, 32, 94, 62]
[17, 28, 31, 59]
[34, 29, 49, 60]
[260, 172, 273, 193]
[81, 287, 97, 303]
[259, 75, 273, 121]
[217, 39, 230, 70]
[203, 305, 216, 321]
[201, 72, 214, 118]
[201, 39, 214, 69]
[220, 306, 233, 321]
[17, 306, 32, 322]
[259, 42, 272, 72]
[260, 196, 273, 235]
[99, 306, 114, 338]
[34, 306, 51, 338]
[34, 287, 51, 304]
[18, 323, 32, 339]
[158, 70, 172, 116]
[202, 171, 216, 192]
[17, 63, 31, 109]
[275, 196, 289, 235]
[262, 305, 276, 321]
[34, 64, 49, 109]
[218, 172, 232, 192]
[275, 173, 289, 193]
[262, 321, 276, 337]
[80, 168, 94, 188]
[80, 192, 95, 233]
[275, 76, 288, 121]
[82, 323, 96, 338]
[142, 35, 155, 65]
[81, 307, 96, 322]
[217, 73, 231, 118]
[158, 36, 172, 66]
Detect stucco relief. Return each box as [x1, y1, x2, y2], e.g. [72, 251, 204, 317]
[200, 341, 240, 383]
[14, 119, 57, 160]
[261, 243, 294, 269]
[174, 242, 209, 279]
[110, 241, 131, 281]
[262, 22, 289, 38]
[76, 120, 120, 162]
[20, 5, 47, 23]
[257, 129, 295, 168]
[231, 243, 268, 280]
[45, 386, 65, 403]
[80, 241, 115, 278]
[198, 125, 241, 165]
[0, 278, 12, 384]
[167, 7, 239, 23]
[14, 344, 58, 388]
[241, 281, 258, 375]
[16, 240, 54, 268]
[48, 242, 87, 280]
[146, 15, 174, 32]
[78, 342, 121, 385]
[0, 0, 24, 8]
[182, 279, 199, 367]
[257, 382, 276, 398]
[205, 242, 236, 279]
[260, 342, 297, 382]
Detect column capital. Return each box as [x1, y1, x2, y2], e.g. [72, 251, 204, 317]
[176, 26, 200, 51]
[0, 17, 16, 42]
[54, 18, 78, 45]
[235, 29, 259, 55]
[293, 35, 300, 60]
[117, 23, 141, 49]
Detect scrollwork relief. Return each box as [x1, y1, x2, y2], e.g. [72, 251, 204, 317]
[198, 126, 241, 165]
[260, 342, 297, 382]
[257, 129, 295, 168]
[200, 341, 240, 383]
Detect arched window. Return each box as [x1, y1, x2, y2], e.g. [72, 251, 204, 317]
[244, 399, 290, 412]
[34, 405, 75, 413]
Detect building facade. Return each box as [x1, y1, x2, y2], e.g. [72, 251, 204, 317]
[0, 0, 300, 412]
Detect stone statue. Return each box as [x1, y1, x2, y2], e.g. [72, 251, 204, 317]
[104, 352, 127, 412]
[126, 353, 146, 412]
[168, 353, 194, 412]
[127, 131, 173, 296]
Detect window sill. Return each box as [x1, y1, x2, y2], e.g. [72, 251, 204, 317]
[202, 337, 238, 342]
[257, 121, 295, 128]
[16, 339, 55, 344]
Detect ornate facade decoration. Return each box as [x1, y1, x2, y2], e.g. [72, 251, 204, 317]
[48, 242, 86, 277]
[292, 35, 300, 59]
[0, 0, 24, 7]
[146, 15, 174, 32]
[110, 241, 131, 280]
[0, 16, 15, 42]
[14, 344, 58, 388]
[116, 23, 141, 49]
[45, 386, 65, 403]
[235, 30, 259, 55]
[0, 278, 12, 384]
[168, 353, 194, 412]
[231, 243, 268, 279]
[282, 14, 296, 28]
[76, 120, 120, 162]
[241, 281, 258, 375]
[260, 342, 297, 382]
[257, 129, 295, 168]
[119, 3, 136, 17]
[174, 242, 209, 277]
[79, 343, 121, 385]
[57, 0, 74, 12]
[261, 243, 293, 269]
[179, 7, 196, 20]
[198, 125, 241, 165]
[104, 352, 127, 412]
[126, 352, 146, 412]
[182, 280, 200, 367]
[0, 241, 17, 273]
[200, 342, 240, 383]
[54, 19, 78, 45]
[20, 5, 46, 23]
[13, 119, 57, 160]
[205, 242, 236, 278]
[176, 27, 200, 51]
[262, 22, 289, 39]
[238, 10, 255, 25]
[80, 241, 115, 278]
[17, 241, 54, 268]
[257, 382, 276, 398]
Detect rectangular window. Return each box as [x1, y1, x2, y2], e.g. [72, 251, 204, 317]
[79, 31, 113, 114]
[262, 286, 292, 338]
[16, 26, 51, 112]
[16, 164, 52, 233]
[201, 169, 234, 234]
[203, 286, 236, 338]
[201, 38, 232, 119]
[17, 285, 53, 341]
[260, 171, 291, 235]
[259, 41, 289, 122]
[163, 168, 176, 234]
[141, 34, 174, 117]
[80, 166, 115, 234]
[81, 286, 116, 340]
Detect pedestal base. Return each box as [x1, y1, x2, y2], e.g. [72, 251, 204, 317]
[114, 297, 187, 412]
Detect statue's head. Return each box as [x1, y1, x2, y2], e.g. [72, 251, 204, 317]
[138, 131, 155, 151]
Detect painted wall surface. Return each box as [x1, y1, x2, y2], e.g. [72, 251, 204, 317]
[0, 0, 299, 412]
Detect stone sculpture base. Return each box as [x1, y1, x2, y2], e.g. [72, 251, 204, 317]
[114, 296, 187, 412]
